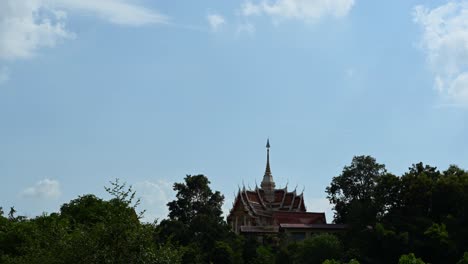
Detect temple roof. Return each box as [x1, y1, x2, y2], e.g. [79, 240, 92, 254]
[272, 211, 326, 225]
[226, 140, 327, 227]
[227, 186, 310, 220]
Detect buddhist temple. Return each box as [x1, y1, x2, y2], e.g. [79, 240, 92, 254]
[226, 140, 346, 240]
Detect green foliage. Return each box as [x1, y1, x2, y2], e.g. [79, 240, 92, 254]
[105, 178, 145, 218]
[143, 242, 183, 264]
[3, 160, 468, 264]
[0, 179, 182, 264]
[167, 175, 224, 224]
[322, 259, 360, 264]
[457, 252, 468, 264]
[326, 155, 388, 225]
[293, 233, 342, 264]
[251, 245, 275, 264]
[398, 253, 426, 264]
[327, 157, 468, 264]
[156, 174, 234, 263]
[322, 260, 342, 264]
[211, 241, 235, 264]
[424, 223, 449, 244]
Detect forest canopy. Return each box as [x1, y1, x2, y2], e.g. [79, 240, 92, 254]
[1, 157, 468, 264]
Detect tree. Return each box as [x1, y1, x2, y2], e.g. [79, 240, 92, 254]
[157, 174, 230, 263]
[293, 233, 343, 264]
[251, 245, 275, 264]
[398, 253, 426, 264]
[397, 163, 439, 219]
[0, 180, 182, 264]
[211, 241, 234, 264]
[457, 252, 468, 264]
[326, 155, 387, 225]
[322, 260, 360, 264]
[167, 174, 224, 225]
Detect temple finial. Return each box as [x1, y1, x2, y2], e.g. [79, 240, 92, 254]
[264, 139, 271, 176]
[261, 139, 276, 201]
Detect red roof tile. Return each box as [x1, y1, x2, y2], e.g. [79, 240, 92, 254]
[273, 212, 326, 225]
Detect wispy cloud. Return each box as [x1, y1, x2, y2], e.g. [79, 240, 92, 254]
[21, 179, 61, 199]
[207, 13, 226, 32]
[0, 0, 167, 60]
[240, 0, 355, 24]
[134, 179, 174, 222]
[48, 0, 169, 26]
[414, 2, 468, 106]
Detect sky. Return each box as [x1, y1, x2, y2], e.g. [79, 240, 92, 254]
[2, 0, 468, 222]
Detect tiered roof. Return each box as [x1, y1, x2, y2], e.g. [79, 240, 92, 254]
[231, 187, 305, 214]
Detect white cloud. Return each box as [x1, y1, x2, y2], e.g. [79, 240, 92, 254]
[240, 0, 355, 24]
[0, 0, 167, 60]
[207, 13, 226, 32]
[0, 0, 73, 60]
[21, 179, 61, 199]
[414, 2, 468, 105]
[48, 0, 168, 26]
[134, 179, 174, 222]
[0, 66, 10, 84]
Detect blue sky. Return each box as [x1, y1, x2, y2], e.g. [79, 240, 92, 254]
[2, 0, 468, 222]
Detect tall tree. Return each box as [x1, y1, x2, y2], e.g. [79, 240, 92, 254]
[167, 174, 224, 225]
[326, 155, 387, 225]
[157, 174, 231, 263]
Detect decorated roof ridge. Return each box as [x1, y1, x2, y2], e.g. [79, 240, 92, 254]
[242, 188, 258, 215]
[278, 182, 288, 191]
[299, 186, 305, 197]
[238, 189, 249, 212]
[228, 190, 242, 216]
[256, 186, 267, 209]
[302, 196, 307, 211]
[290, 190, 297, 211]
[297, 195, 303, 212]
[234, 188, 249, 214]
[280, 188, 288, 208]
[232, 191, 236, 207]
[240, 190, 272, 218]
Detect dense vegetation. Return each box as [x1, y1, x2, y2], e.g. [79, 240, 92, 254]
[1, 156, 468, 263]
